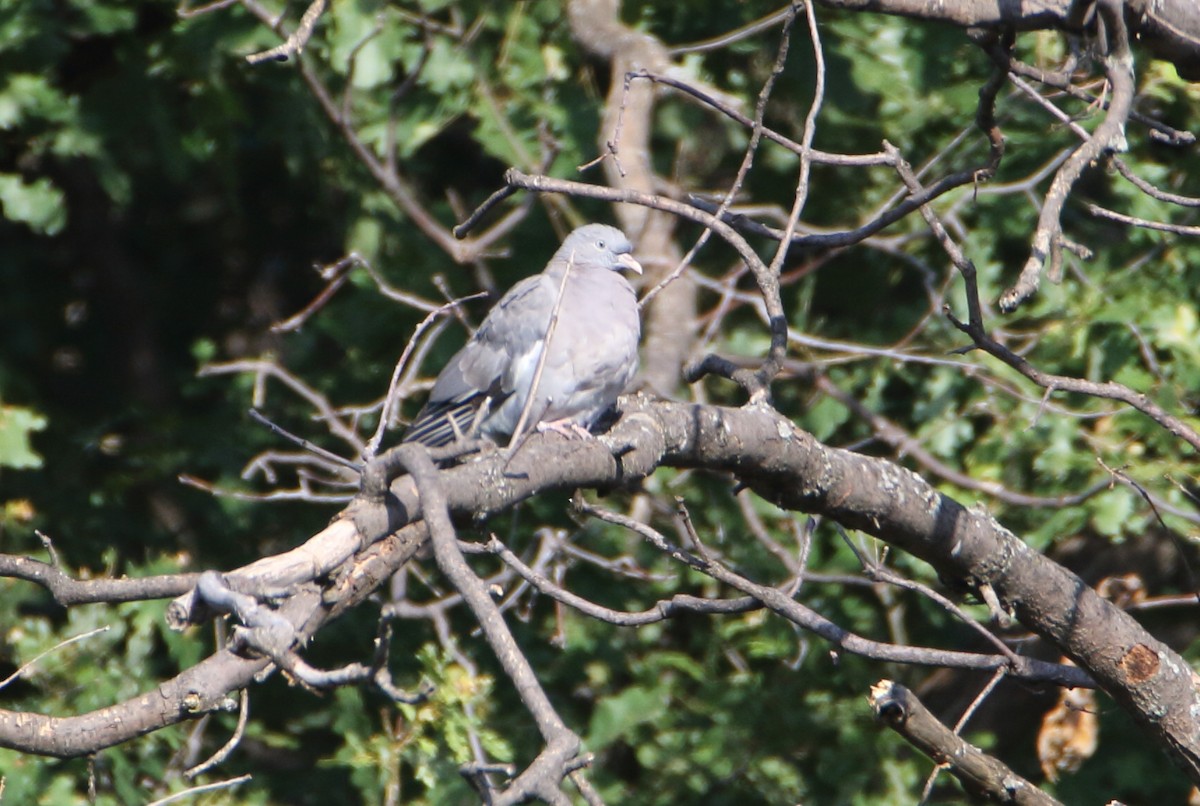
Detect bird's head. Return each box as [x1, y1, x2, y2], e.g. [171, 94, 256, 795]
[559, 224, 643, 275]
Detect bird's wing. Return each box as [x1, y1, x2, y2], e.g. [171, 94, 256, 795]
[403, 273, 556, 446]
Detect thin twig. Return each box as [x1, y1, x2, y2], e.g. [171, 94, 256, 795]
[577, 500, 1091, 687]
[1083, 202, 1200, 236]
[999, 2, 1135, 311]
[836, 525, 1021, 664]
[245, 0, 326, 64]
[176, 0, 237, 19]
[367, 292, 488, 457]
[640, 5, 799, 310]
[248, 409, 360, 472]
[146, 774, 253, 806]
[667, 4, 795, 55]
[200, 359, 365, 454]
[185, 689, 250, 779]
[0, 626, 111, 692]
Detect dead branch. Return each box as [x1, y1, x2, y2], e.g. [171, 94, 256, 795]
[244, 0, 326, 64]
[574, 499, 1088, 686]
[870, 679, 1062, 805]
[998, 0, 1136, 311]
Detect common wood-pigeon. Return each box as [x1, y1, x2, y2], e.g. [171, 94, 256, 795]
[404, 224, 643, 447]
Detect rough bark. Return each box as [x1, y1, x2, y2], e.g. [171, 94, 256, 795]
[870, 680, 1063, 805]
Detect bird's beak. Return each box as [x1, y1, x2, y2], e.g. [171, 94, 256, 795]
[617, 253, 643, 275]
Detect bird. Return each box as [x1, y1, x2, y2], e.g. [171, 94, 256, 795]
[403, 223, 643, 447]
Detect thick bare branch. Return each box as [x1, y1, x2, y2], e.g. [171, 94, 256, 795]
[0, 555, 197, 605]
[870, 679, 1062, 806]
[380, 396, 1200, 781]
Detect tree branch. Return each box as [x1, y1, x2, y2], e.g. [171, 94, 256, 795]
[871, 679, 1062, 805]
[5, 396, 1199, 780]
[998, 0, 1136, 311]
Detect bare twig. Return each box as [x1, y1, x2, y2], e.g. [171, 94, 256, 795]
[146, 774, 253, 806]
[946, 303, 1200, 454]
[1083, 202, 1200, 236]
[763, 0, 827, 302]
[367, 292, 488, 456]
[272, 254, 441, 335]
[508, 252, 574, 449]
[179, 473, 354, 504]
[640, 5, 800, 311]
[999, 2, 1136, 311]
[487, 534, 763, 626]
[629, 70, 888, 167]
[176, 0, 237, 19]
[0, 555, 198, 605]
[667, 4, 795, 56]
[453, 186, 518, 238]
[985, 43, 1194, 147]
[0, 626, 111, 692]
[576, 500, 1090, 688]
[815, 374, 1110, 509]
[245, 0, 326, 64]
[1112, 158, 1200, 206]
[836, 525, 1021, 665]
[248, 409, 360, 472]
[184, 689, 250, 779]
[199, 359, 365, 454]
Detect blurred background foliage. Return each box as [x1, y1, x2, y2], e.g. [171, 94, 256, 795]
[2, 0, 1200, 803]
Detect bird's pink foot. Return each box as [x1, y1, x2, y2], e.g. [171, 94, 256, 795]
[536, 419, 593, 439]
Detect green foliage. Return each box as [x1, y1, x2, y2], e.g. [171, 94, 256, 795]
[0, 403, 46, 469]
[0, 172, 67, 234]
[322, 645, 511, 805]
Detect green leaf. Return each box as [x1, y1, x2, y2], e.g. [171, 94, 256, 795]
[67, 0, 137, 35]
[0, 74, 66, 129]
[0, 173, 66, 234]
[0, 403, 47, 469]
[1091, 488, 1136, 538]
[800, 391, 844, 442]
[588, 685, 667, 748]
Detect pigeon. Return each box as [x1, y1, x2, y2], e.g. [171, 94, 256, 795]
[403, 224, 643, 447]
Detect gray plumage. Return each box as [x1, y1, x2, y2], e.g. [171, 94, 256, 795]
[404, 224, 642, 447]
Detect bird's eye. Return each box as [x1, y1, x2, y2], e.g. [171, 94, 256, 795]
[596, 240, 605, 249]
